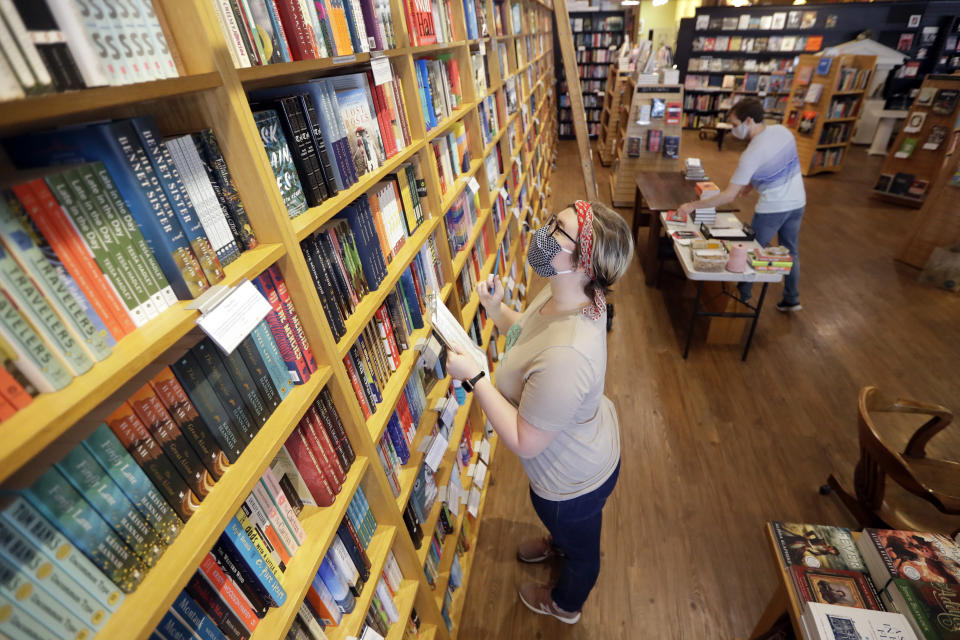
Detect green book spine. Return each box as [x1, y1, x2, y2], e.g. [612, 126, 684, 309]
[21, 468, 146, 593]
[0, 518, 108, 630]
[0, 242, 92, 376]
[55, 445, 166, 567]
[92, 163, 177, 307]
[0, 198, 111, 361]
[0, 288, 72, 392]
[0, 592, 61, 640]
[64, 166, 157, 321]
[218, 342, 270, 428]
[0, 554, 95, 639]
[193, 339, 257, 445]
[81, 423, 183, 545]
[1, 497, 125, 611]
[77, 164, 166, 315]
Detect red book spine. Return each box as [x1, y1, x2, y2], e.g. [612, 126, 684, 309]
[299, 412, 342, 494]
[13, 181, 132, 338]
[367, 76, 396, 158]
[198, 553, 260, 632]
[396, 393, 416, 443]
[273, 0, 318, 60]
[374, 307, 400, 369]
[0, 393, 16, 421]
[256, 273, 310, 384]
[0, 367, 31, 410]
[342, 353, 372, 418]
[266, 266, 316, 374]
[304, 406, 345, 485]
[283, 425, 335, 506]
[402, 0, 419, 46]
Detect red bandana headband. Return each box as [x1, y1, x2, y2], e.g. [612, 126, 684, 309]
[574, 200, 605, 321]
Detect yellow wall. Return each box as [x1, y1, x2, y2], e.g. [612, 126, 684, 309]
[637, 0, 700, 50]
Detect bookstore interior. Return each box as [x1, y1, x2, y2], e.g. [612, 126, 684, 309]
[0, 0, 957, 639]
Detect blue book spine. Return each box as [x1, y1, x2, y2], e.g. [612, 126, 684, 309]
[0, 593, 61, 640]
[337, 204, 380, 289]
[2, 123, 209, 299]
[0, 554, 95, 640]
[172, 592, 229, 640]
[336, 524, 368, 580]
[0, 497, 125, 612]
[250, 321, 293, 403]
[358, 197, 388, 282]
[398, 270, 424, 329]
[320, 80, 359, 186]
[222, 517, 286, 607]
[317, 555, 355, 613]
[262, 0, 293, 62]
[157, 611, 197, 640]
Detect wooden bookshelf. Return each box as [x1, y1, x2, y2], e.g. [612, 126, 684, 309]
[0, 0, 556, 639]
[873, 75, 960, 209]
[596, 66, 632, 166]
[782, 53, 876, 176]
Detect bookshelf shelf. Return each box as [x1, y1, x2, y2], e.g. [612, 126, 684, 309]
[292, 141, 425, 241]
[0, 73, 223, 132]
[247, 457, 370, 640]
[335, 217, 442, 358]
[326, 525, 399, 640]
[366, 325, 431, 443]
[385, 580, 421, 640]
[0, 0, 556, 637]
[0, 241, 284, 485]
[451, 208, 494, 277]
[95, 369, 336, 640]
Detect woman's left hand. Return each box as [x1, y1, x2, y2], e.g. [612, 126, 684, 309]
[445, 344, 481, 381]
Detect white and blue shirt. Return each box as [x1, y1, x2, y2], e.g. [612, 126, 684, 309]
[730, 124, 806, 214]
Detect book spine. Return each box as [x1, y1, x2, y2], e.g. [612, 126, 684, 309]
[283, 426, 336, 507]
[80, 422, 183, 544]
[343, 349, 372, 418]
[149, 367, 231, 480]
[0, 554, 95, 639]
[54, 445, 165, 568]
[301, 236, 345, 341]
[185, 571, 249, 640]
[312, 393, 350, 473]
[253, 273, 310, 384]
[235, 334, 282, 414]
[0, 518, 107, 630]
[269, 446, 317, 509]
[249, 320, 293, 402]
[301, 95, 339, 198]
[43, 1, 110, 86]
[210, 541, 270, 618]
[198, 553, 260, 632]
[0, 497, 124, 611]
[307, 572, 342, 627]
[0, 282, 73, 392]
[170, 351, 245, 463]
[274, 0, 318, 60]
[250, 480, 299, 559]
[317, 390, 355, 465]
[215, 0, 253, 67]
[193, 130, 258, 252]
[157, 610, 203, 640]
[297, 601, 328, 640]
[304, 406, 346, 484]
[221, 518, 286, 607]
[105, 403, 201, 523]
[234, 505, 284, 582]
[267, 263, 317, 375]
[260, 469, 307, 545]
[128, 384, 216, 499]
[240, 492, 287, 570]
[0, 195, 113, 359]
[300, 410, 342, 493]
[218, 343, 271, 429]
[193, 339, 257, 446]
[0, 592, 61, 640]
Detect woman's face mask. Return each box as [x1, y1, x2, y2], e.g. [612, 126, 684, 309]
[527, 215, 576, 277]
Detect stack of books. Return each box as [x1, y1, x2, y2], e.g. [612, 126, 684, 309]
[683, 158, 707, 181]
[693, 180, 718, 223]
[749, 246, 794, 273]
[771, 522, 960, 640]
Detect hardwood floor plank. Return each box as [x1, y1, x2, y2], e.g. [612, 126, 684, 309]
[456, 133, 960, 640]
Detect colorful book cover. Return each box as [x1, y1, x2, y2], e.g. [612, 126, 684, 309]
[790, 566, 883, 610]
[254, 109, 308, 218]
[892, 579, 960, 639]
[772, 522, 866, 572]
[329, 74, 386, 177]
[861, 529, 960, 585]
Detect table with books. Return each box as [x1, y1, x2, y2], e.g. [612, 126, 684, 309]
[747, 522, 960, 640]
[659, 210, 784, 361]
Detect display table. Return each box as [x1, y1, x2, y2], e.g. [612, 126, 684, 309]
[867, 108, 909, 156]
[660, 211, 782, 361]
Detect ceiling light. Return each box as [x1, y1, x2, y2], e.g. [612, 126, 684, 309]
[652, 0, 668, 6]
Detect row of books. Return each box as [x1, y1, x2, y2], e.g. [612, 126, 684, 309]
[439, 525, 470, 630]
[0, 0, 177, 100]
[826, 95, 861, 119]
[819, 122, 852, 145]
[687, 57, 795, 73]
[416, 57, 463, 131]
[685, 93, 724, 112]
[454, 235, 491, 308]
[342, 273, 427, 418]
[212, 0, 395, 67]
[376, 372, 430, 497]
[444, 189, 482, 257]
[692, 34, 822, 54]
[251, 69, 412, 219]
[835, 67, 872, 92]
[478, 95, 500, 146]
[433, 123, 471, 194]
[560, 92, 600, 109]
[874, 172, 929, 200]
[0, 142, 259, 414]
[462, 0, 488, 40]
[626, 131, 681, 159]
[575, 49, 615, 64]
[771, 522, 960, 640]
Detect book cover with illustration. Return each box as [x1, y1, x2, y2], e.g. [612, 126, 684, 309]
[790, 566, 883, 610]
[253, 110, 307, 218]
[858, 529, 960, 586]
[329, 74, 386, 178]
[772, 522, 866, 572]
[889, 579, 960, 639]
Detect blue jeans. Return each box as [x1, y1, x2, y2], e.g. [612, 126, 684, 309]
[528, 461, 620, 612]
[738, 207, 804, 305]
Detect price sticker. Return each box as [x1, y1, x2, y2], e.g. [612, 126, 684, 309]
[370, 56, 391, 85]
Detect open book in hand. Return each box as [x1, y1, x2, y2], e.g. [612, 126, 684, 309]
[428, 294, 490, 377]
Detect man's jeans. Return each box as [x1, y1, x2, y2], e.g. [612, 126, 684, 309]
[738, 207, 804, 305]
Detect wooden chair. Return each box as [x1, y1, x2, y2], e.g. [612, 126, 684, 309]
[825, 386, 960, 537]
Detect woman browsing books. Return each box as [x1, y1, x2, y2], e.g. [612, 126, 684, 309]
[445, 201, 632, 624]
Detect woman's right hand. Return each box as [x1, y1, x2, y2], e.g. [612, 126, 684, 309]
[477, 275, 504, 311]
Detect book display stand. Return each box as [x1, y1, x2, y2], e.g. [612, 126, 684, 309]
[873, 74, 960, 209]
[597, 66, 633, 166]
[781, 53, 876, 176]
[0, 0, 558, 638]
[610, 81, 684, 207]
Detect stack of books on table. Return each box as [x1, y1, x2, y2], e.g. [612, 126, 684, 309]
[692, 180, 718, 223]
[771, 521, 960, 640]
[683, 158, 707, 181]
[749, 246, 794, 273]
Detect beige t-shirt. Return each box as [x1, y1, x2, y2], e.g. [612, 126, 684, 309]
[494, 285, 620, 501]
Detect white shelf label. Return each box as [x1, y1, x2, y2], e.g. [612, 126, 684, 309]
[196, 280, 272, 355]
[370, 56, 391, 85]
[467, 176, 480, 194]
[333, 55, 357, 64]
[425, 434, 448, 473]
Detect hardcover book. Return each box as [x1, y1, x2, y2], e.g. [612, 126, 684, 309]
[772, 522, 867, 572]
[253, 109, 308, 218]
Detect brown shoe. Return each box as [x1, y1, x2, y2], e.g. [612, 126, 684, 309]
[517, 582, 581, 624]
[516, 536, 562, 563]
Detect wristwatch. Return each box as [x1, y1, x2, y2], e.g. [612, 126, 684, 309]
[462, 371, 486, 392]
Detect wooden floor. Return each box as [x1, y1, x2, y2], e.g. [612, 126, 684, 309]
[456, 132, 960, 639]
